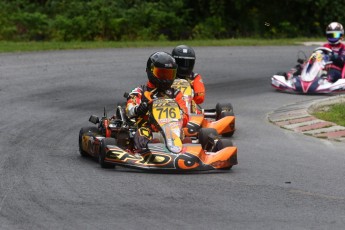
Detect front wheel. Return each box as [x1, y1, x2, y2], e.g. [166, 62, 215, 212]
[198, 128, 218, 149]
[79, 127, 98, 157]
[99, 138, 116, 169]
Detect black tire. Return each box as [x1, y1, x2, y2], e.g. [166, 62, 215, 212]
[79, 127, 98, 157]
[215, 139, 233, 151]
[215, 103, 234, 120]
[219, 111, 235, 137]
[99, 138, 116, 169]
[198, 128, 218, 149]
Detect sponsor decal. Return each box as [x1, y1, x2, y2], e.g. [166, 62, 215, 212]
[107, 148, 173, 167]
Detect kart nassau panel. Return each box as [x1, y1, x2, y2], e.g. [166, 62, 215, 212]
[103, 143, 237, 171]
[184, 114, 235, 137]
[172, 79, 195, 114]
[152, 98, 183, 153]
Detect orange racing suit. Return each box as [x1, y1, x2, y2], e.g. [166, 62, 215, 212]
[178, 72, 205, 104]
[126, 81, 189, 151]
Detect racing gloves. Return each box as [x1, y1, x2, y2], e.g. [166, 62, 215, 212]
[135, 102, 148, 116]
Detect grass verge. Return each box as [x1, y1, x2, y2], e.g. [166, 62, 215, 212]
[0, 38, 324, 53]
[313, 103, 345, 126]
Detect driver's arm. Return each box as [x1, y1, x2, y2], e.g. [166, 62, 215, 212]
[192, 73, 205, 104]
[126, 87, 143, 118]
[174, 91, 189, 127]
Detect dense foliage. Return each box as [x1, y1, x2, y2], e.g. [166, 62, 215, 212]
[0, 0, 344, 41]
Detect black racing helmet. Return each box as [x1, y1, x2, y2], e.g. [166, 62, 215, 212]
[146, 51, 177, 90]
[171, 45, 196, 77]
[326, 22, 344, 45]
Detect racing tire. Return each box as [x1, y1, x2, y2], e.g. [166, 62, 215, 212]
[215, 103, 234, 120]
[99, 138, 116, 169]
[79, 127, 98, 157]
[220, 111, 235, 137]
[198, 128, 218, 149]
[215, 139, 233, 151]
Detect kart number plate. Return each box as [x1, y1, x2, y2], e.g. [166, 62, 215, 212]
[152, 99, 181, 122]
[172, 79, 193, 96]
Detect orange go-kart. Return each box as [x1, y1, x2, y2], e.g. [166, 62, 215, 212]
[171, 79, 235, 138]
[78, 95, 237, 172]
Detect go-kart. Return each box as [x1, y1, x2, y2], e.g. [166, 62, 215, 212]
[171, 78, 235, 137]
[78, 93, 238, 172]
[271, 47, 345, 94]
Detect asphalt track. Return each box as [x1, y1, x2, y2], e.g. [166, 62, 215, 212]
[1, 46, 344, 230]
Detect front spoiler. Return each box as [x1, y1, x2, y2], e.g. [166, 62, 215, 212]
[271, 75, 345, 94]
[104, 143, 238, 172]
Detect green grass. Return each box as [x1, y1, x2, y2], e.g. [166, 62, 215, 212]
[0, 37, 324, 53]
[313, 104, 345, 126]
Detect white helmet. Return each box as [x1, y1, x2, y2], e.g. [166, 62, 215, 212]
[326, 22, 344, 45]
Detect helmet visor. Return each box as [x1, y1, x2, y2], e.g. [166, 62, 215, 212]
[152, 66, 176, 80]
[326, 31, 343, 43]
[175, 57, 195, 69]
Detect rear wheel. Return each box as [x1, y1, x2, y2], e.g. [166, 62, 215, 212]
[216, 103, 235, 137]
[198, 128, 218, 149]
[79, 127, 98, 157]
[99, 138, 116, 169]
[215, 103, 234, 120]
[215, 139, 233, 151]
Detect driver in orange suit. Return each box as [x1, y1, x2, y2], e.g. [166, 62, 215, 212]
[172, 45, 205, 105]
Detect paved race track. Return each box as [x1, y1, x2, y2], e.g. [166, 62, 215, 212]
[1, 46, 344, 230]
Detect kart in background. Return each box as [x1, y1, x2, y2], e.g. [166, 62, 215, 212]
[271, 47, 345, 94]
